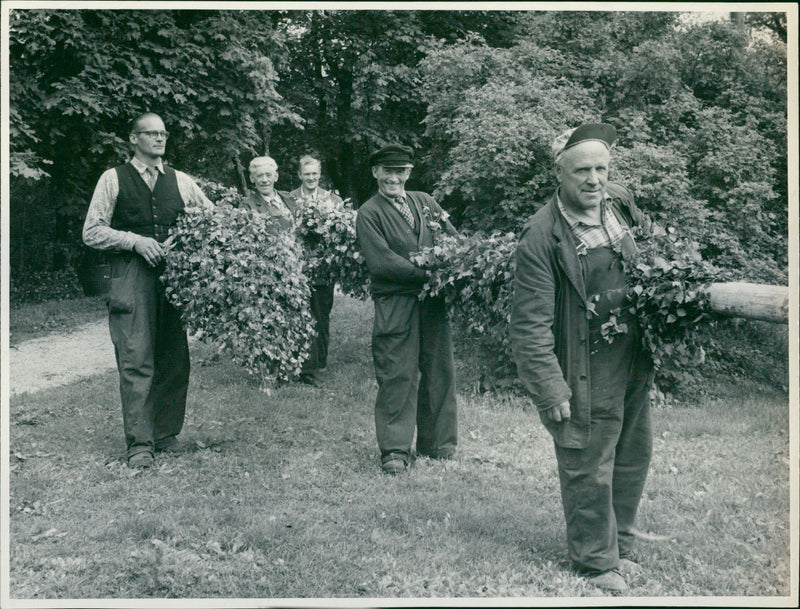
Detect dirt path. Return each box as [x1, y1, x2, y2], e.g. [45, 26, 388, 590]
[8, 320, 117, 397]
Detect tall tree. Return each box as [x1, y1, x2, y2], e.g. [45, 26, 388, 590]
[9, 9, 300, 273]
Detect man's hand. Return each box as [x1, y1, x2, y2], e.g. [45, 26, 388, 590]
[544, 400, 571, 423]
[133, 236, 167, 267]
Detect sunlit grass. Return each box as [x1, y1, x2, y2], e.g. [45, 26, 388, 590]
[8, 294, 791, 600]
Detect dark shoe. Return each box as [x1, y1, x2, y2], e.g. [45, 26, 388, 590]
[298, 372, 320, 386]
[155, 436, 179, 453]
[381, 459, 407, 475]
[128, 452, 154, 469]
[587, 569, 627, 593]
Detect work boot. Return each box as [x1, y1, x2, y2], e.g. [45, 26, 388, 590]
[128, 452, 154, 469]
[381, 459, 407, 475]
[587, 569, 627, 593]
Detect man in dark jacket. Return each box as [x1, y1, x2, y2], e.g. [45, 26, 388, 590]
[509, 124, 658, 593]
[356, 144, 458, 474]
[241, 156, 297, 232]
[83, 112, 212, 468]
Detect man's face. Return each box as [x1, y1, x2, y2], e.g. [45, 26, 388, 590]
[130, 116, 167, 159]
[299, 164, 321, 191]
[372, 165, 411, 199]
[251, 166, 278, 197]
[555, 141, 610, 214]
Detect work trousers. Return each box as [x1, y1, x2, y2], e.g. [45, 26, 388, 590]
[554, 324, 653, 573]
[303, 284, 335, 372]
[108, 254, 190, 459]
[371, 294, 457, 464]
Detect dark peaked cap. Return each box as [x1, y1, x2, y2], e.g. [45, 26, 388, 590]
[369, 144, 415, 168]
[563, 123, 617, 152]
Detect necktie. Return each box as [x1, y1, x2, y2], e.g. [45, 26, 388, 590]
[145, 167, 158, 190]
[393, 195, 415, 229]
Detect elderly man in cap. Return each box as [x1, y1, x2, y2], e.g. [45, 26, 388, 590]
[356, 144, 458, 475]
[509, 124, 659, 593]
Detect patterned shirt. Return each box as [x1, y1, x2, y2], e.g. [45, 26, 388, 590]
[289, 187, 343, 214]
[83, 157, 213, 251]
[556, 191, 629, 255]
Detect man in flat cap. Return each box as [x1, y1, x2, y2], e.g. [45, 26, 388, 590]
[356, 144, 458, 475]
[509, 124, 659, 593]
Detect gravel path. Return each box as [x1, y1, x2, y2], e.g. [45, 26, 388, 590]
[8, 321, 117, 397]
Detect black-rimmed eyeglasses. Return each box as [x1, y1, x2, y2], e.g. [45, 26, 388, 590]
[135, 130, 169, 139]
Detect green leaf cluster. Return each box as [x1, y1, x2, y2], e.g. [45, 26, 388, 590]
[162, 204, 314, 388]
[411, 231, 518, 379]
[602, 229, 729, 390]
[294, 203, 371, 299]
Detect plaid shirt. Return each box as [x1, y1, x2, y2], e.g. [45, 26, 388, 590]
[556, 191, 629, 255]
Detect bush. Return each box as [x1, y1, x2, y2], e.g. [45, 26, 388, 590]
[162, 205, 314, 388]
[294, 202, 371, 299]
[10, 266, 84, 305]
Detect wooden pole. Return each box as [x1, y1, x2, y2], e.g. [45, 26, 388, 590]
[705, 282, 789, 323]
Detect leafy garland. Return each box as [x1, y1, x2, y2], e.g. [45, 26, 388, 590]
[162, 204, 314, 388]
[603, 228, 728, 386]
[293, 202, 371, 299]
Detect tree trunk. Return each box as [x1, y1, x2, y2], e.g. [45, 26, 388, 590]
[705, 282, 789, 323]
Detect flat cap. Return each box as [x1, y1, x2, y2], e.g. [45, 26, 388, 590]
[369, 144, 414, 168]
[553, 123, 617, 160]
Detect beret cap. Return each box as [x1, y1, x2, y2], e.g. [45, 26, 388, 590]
[369, 144, 414, 168]
[553, 123, 617, 160]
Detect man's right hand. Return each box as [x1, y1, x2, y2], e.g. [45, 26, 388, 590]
[133, 236, 166, 267]
[544, 400, 571, 423]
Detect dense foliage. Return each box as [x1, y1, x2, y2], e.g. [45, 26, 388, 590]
[162, 205, 314, 387]
[294, 203, 371, 299]
[602, 229, 728, 391]
[411, 232, 518, 381]
[9, 9, 789, 395]
[419, 13, 787, 285]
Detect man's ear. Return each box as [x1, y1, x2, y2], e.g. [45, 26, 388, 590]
[554, 162, 562, 183]
[371, 166, 379, 179]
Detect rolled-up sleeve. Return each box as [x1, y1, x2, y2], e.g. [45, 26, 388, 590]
[509, 229, 571, 411]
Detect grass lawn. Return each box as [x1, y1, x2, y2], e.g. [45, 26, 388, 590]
[8, 295, 107, 345]
[7, 294, 793, 601]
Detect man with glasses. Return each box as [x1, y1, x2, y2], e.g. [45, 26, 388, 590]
[83, 112, 212, 469]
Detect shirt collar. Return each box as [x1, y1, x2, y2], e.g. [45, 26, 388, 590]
[130, 157, 164, 175]
[300, 187, 319, 200]
[379, 191, 406, 204]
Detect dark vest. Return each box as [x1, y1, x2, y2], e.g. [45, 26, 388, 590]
[111, 163, 184, 242]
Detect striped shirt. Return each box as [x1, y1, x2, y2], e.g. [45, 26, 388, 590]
[556, 191, 629, 255]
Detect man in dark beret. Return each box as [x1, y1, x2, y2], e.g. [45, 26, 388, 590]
[356, 144, 459, 475]
[509, 124, 660, 593]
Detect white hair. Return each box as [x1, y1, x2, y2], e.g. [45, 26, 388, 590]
[249, 156, 278, 173]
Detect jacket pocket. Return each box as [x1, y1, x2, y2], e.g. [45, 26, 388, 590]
[107, 259, 137, 314]
[373, 294, 416, 337]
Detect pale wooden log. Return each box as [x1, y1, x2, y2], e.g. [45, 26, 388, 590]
[704, 282, 789, 323]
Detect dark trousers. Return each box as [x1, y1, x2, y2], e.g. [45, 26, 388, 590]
[108, 254, 190, 458]
[554, 325, 653, 573]
[303, 284, 335, 372]
[371, 294, 458, 464]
